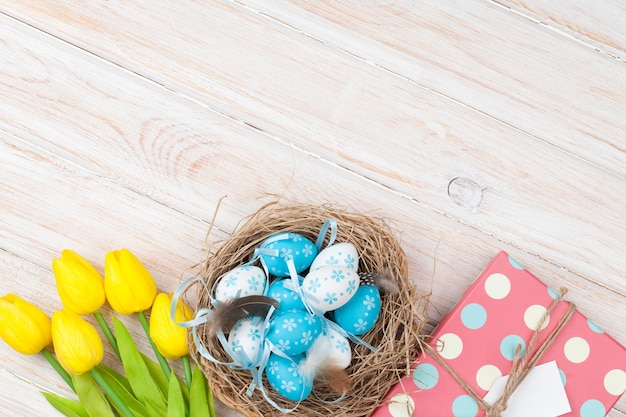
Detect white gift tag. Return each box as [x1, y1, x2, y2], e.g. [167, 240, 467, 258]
[483, 361, 571, 417]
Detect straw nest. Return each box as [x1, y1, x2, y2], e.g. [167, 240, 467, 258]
[195, 202, 426, 417]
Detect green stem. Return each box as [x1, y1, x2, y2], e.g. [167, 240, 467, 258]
[94, 310, 121, 360]
[137, 311, 171, 380]
[90, 368, 135, 417]
[41, 349, 75, 392]
[182, 355, 192, 391]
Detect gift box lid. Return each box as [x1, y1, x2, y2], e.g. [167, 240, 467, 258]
[372, 251, 626, 417]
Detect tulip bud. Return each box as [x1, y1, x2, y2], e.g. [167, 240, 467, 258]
[0, 294, 52, 354]
[150, 293, 193, 359]
[104, 249, 157, 315]
[52, 249, 106, 315]
[52, 309, 103, 375]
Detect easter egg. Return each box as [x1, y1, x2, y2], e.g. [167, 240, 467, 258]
[310, 242, 359, 272]
[259, 233, 318, 277]
[332, 285, 381, 335]
[305, 326, 352, 369]
[214, 265, 266, 303]
[265, 353, 312, 401]
[227, 317, 265, 367]
[267, 278, 306, 311]
[301, 265, 359, 312]
[267, 309, 322, 356]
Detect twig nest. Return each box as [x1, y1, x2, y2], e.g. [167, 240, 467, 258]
[195, 202, 426, 417]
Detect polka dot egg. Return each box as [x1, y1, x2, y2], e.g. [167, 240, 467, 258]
[267, 309, 322, 356]
[259, 233, 318, 277]
[214, 265, 266, 303]
[332, 284, 381, 335]
[265, 353, 312, 402]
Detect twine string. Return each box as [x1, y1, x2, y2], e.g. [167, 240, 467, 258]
[425, 287, 576, 416]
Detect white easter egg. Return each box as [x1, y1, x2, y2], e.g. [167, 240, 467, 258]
[305, 326, 352, 369]
[310, 242, 359, 272]
[214, 265, 266, 303]
[259, 233, 318, 277]
[301, 266, 359, 312]
[333, 285, 382, 335]
[227, 317, 265, 367]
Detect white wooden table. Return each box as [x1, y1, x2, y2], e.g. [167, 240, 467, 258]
[1, 1, 624, 416]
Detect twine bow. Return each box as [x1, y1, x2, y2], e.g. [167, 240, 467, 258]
[424, 287, 576, 417]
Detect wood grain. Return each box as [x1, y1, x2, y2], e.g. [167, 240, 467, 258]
[233, 0, 626, 178]
[0, 0, 624, 416]
[497, 0, 626, 59]
[0, 8, 624, 295]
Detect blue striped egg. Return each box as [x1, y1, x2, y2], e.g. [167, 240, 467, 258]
[265, 353, 312, 401]
[259, 233, 318, 277]
[332, 285, 381, 335]
[267, 309, 322, 356]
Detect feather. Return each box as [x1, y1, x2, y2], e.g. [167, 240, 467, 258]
[299, 355, 352, 394]
[208, 295, 278, 337]
[314, 363, 353, 394]
[359, 269, 399, 294]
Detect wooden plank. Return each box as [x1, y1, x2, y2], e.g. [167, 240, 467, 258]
[3, 0, 626, 178]
[0, 10, 625, 295]
[496, 0, 626, 59]
[232, 0, 626, 178]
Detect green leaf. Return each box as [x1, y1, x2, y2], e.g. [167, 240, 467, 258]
[73, 373, 116, 417]
[95, 365, 150, 417]
[42, 392, 89, 417]
[189, 366, 210, 417]
[167, 373, 185, 417]
[207, 382, 216, 417]
[140, 352, 190, 407]
[146, 400, 168, 417]
[141, 352, 169, 400]
[96, 364, 133, 394]
[113, 316, 168, 415]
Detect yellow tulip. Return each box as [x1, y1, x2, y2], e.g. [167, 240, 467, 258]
[104, 249, 157, 315]
[150, 293, 193, 359]
[52, 249, 106, 315]
[0, 294, 52, 354]
[52, 309, 103, 375]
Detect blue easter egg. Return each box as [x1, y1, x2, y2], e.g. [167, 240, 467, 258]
[267, 309, 322, 356]
[267, 278, 306, 311]
[332, 285, 381, 335]
[259, 233, 318, 277]
[265, 353, 312, 402]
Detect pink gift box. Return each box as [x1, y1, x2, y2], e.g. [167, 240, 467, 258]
[371, 251, 626, 417]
